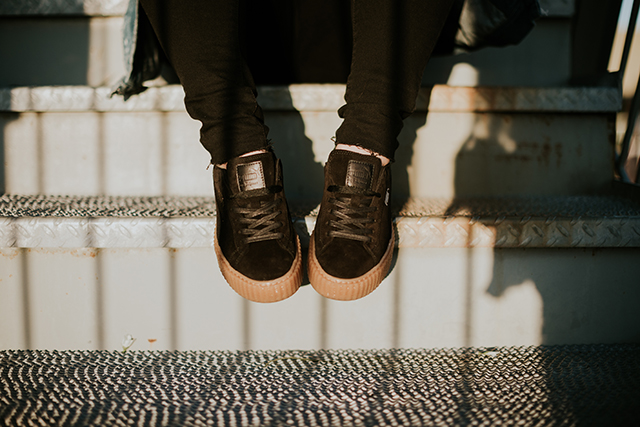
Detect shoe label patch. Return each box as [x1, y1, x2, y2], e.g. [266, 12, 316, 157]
[237, 161, 266, 191]
[345, 161, 373, 189]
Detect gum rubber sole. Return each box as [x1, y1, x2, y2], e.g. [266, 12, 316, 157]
[214, 236, 303, 303]
[308, 227, 395, 301]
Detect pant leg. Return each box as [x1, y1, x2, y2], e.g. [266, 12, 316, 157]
[335, 0, 455, 161]
[138, 0, 269, 164]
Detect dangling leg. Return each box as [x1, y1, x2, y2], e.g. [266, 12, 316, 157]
[310, 0, 455, 300]
[139, 0, 270, 163]
[139, 0, 302, 302]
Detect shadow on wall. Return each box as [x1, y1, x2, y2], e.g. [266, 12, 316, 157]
[487, 248, 640, 345]
[441, 56, 640, 424]
[0, 15, 122, 87]
[262, 95, 325, 211]
[0, 18, 89, 86]
[445, 65, 639, 348]
[242, 0, 348, 208]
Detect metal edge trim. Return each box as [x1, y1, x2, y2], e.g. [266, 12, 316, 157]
[2, 215, 639, 248]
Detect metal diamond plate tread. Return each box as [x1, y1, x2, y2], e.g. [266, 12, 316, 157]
[0, 195, 217, 218]
[2, 194, 640, 248]
[1, 345, 638, 427]
[0, 85, 621, 113]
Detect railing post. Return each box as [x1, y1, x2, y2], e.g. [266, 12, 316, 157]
[616, 0, 640, 183]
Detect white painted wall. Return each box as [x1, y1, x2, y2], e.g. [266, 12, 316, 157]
[2, 247, 639, 351]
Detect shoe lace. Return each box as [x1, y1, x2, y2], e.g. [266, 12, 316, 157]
[232, 187, 284, 244]
[327, 185, 380, 242]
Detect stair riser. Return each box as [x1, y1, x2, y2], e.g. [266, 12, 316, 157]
[1, 111, 614, 198]
[0, 0, 128, 16]
[0, 17, 125, 87]
[424, 20, 571, 87]
[1, 247, 637, 350]
[0, 18, 570, 87]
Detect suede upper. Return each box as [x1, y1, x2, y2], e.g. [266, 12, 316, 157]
[214, 152, 297, 281]
[313, 150, 392, 279]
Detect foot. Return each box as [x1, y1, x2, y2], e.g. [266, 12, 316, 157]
[308, 149, 394, 300]
[213, 151, 302, 303]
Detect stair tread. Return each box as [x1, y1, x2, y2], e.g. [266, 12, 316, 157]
[0, 84, 622, 113]
[1, 344, 638, 427]
[0, 0, 573, 18]
[2, 194, 640, 218]
[2, 194, 639, 248]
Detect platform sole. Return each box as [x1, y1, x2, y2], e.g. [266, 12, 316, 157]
[308, 228, 395, 301]
[214, 236, 303, 303]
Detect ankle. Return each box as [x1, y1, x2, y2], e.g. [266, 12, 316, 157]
[334, 144, 390, 166]
[217, 149, 269, 170]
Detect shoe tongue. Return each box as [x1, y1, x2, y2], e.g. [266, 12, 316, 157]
[327, 150, 380, 191]
[227, 152, 276, 194]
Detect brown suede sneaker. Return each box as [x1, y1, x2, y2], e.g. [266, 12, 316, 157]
[309, 150, 395, 301]
[213, 151, 302, 303]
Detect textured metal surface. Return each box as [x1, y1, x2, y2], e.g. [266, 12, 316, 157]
[0, 217, 216, 248]
[1, 345, 639, 427]
[395, 216, 640, 248]
[0, 85, 622, 113]
[0, 196, 217, 248]
[396, 196, 640, 248]
[398, 196, 640, 217]
[0, 195, 216, 218]
[1, 195, 640, 248]
[0, 0, 127, 16]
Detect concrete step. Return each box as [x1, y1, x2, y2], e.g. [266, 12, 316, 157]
[0, 85, 621, 199]
[2, 194, 640, 248]
[423, 20, 572, 87]
[0, 1, 573, 87]
[1, 193, 639, 351]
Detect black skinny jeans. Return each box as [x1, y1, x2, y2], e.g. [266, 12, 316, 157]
[139, 0, 454, 164]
